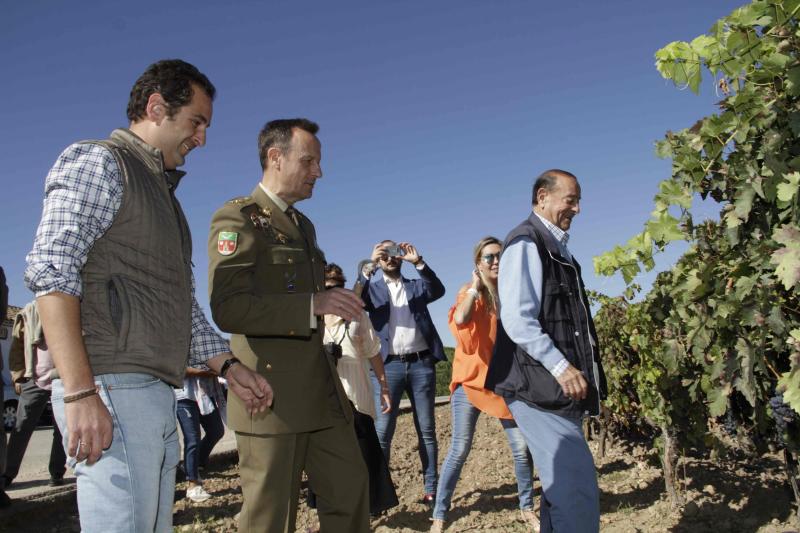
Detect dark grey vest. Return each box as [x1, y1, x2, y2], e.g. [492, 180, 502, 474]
[79, 129, 193, 386]
[486, 213, 607, 418]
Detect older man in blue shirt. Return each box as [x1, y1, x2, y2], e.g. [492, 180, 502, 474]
[486, 169, 606, 533]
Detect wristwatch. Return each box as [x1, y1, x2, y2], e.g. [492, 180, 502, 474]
[219, 357, 241, 378]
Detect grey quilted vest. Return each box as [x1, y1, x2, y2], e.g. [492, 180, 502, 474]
[79, 129, 192, 386]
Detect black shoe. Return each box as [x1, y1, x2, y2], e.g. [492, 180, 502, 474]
[2, 475, 12, 489]
[49, 476, 65, 487]
[0, 490, 11, 508]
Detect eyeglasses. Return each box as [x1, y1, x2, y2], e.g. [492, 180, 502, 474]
[481, 253, 500, 264]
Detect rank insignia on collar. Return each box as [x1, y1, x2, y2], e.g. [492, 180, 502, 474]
[217, 231, 238, 256]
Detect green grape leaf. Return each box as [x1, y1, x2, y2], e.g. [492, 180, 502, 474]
[770, 225, 800, 290]
[779, 369, 800, 416]
[724, 209, 742, 229]
[647, 212, 686, 244]
[655, 139, 672, 159]
[788, 67, 800, 97]
[734, 275, 757, 300]
[734, 338, 756, 407]
[656, 180, 693, 210]
[777, 172, 800, 203]
[766, 306, 786, 335]
[707, 384, 730, 417]
[761, 52, 792, 70]
[734, 187, 756, 220]
[690, 35, 717, 57]
[790, 113, 800, 137]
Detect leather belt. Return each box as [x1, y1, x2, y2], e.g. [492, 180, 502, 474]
[389, 349, 432, 363]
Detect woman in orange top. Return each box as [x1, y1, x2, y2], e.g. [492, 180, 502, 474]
[430, 237, 538, 533]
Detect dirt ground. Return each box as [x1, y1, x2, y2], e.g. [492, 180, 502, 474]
[2, 404, 798, 532]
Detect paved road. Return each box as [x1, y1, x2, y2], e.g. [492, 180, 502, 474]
[3, 424, 238, 503]
[1, 396, 447, 505]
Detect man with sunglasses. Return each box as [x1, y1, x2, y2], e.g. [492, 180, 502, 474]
[486, 169, 607, 532]
[360, 241, 446, 504]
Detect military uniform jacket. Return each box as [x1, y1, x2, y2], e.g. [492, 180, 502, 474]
[208, 185, 352, 435]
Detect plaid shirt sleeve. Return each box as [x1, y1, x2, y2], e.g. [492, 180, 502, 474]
[188, 272, 231, 368]
[24, 143, 123, 298]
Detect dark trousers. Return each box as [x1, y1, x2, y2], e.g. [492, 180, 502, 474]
[307, 405, 398, 515]
[176, 399, 225, 482]
[5, 380, 66, 481]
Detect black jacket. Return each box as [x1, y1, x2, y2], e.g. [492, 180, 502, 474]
[485, 213, 607, 418]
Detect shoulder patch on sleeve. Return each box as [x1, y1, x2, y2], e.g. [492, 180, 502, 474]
[217, 231, 239, 256]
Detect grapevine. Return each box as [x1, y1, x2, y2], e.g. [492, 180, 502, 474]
[591, 0, 800, 511]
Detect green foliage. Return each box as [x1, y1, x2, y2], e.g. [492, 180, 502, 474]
[592, 0, 800, 477]
[436, 347, 455, 397]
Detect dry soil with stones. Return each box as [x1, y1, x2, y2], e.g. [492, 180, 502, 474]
[1, 404, 797, 532]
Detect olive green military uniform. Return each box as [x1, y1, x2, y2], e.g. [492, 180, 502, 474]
[208, 185, 368, 533]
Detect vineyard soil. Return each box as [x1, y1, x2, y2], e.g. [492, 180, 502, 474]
[2, 405, 796, 532]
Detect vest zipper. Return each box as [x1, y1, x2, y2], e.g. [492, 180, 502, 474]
[548, 251, 602, 416]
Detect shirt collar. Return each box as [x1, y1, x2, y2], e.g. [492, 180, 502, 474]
[382, 273, 403, 286]
[111, 128, 186, 190]
[259, 183, 289, 212]
[534, 212, 570, 246]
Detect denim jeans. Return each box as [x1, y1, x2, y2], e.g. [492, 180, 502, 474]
[371, 356, 438, 494]
[507, 399, 599, 533]
[52, 373, 180, 533]
[432, 385, 534, 520]
[176, 399, 225, 482]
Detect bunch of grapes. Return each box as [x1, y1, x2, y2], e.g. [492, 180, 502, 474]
[722, 409, 737, 437]
[771, 394, 798, 445]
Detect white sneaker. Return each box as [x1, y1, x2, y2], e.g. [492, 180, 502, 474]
[186, 485, 212, 503]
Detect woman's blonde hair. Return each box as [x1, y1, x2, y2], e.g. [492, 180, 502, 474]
[473, 236, 501, 313]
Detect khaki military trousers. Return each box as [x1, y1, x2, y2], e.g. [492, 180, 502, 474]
[236, 421, 369, 533]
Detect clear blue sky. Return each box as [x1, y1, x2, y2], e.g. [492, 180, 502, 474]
[1, 0, 743, 345]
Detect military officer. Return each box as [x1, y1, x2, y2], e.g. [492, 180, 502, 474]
[208, 118, 369, 533]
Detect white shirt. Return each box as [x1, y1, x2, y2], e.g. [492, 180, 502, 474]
[384, 273, 430, 355]
[324, 313, 381, 418]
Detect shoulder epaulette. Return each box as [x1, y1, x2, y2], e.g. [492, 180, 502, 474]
[226, 196, 255, 207]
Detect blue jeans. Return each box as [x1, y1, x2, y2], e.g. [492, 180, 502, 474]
[371, 356, 438, 494]
[52, 373, 180, 533]
[507, 399, 599, 533]
[176, 399, 225, 482]
[432, 385, 534, 520]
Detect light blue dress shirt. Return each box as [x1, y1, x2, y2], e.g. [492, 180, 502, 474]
[498, 213, 572, 376]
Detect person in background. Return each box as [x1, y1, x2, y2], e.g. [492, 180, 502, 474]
[360, 241, 446, 504]
[175, 369, 226, 503]
[430, 237, 539, 532]
[319, 263, 398, 515]
[0, 266, 10, 507]
[5, 301, 67, 488]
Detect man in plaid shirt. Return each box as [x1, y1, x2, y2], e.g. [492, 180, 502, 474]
[25, 60, 272, 532]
